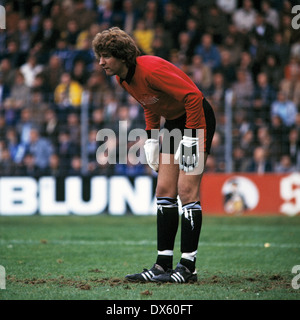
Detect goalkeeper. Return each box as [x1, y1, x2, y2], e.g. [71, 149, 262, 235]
[92, 27, 216, 283]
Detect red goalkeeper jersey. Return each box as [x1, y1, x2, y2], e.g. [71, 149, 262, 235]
[116, 55, 205, 131]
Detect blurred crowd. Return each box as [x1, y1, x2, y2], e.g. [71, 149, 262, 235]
[0, 0, 300, 177]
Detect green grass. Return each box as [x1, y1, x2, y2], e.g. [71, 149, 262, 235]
[0, 214, 300, 300]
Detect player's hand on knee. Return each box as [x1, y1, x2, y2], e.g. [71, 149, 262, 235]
[144, 139, 159, 172]
[175, 136, 199, 172]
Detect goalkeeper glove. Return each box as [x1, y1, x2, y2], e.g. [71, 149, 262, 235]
[175, 136, 199, 172]
[144, 139, 159, 172]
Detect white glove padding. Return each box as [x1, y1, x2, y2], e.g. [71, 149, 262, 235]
[175, 136, 199, 172]
[144, 139, 159, 171]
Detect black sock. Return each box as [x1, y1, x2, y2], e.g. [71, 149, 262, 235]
[156, 255, 173, 271]
[156, 197, 179, 270]
[180, 258, 197, 273]
[180, 201, 202, 272]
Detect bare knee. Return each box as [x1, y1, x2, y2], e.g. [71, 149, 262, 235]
[178, 184, 200, 204]
[156, 182, 177, 198]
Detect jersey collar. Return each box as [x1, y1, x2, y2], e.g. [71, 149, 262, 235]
[120, 64, 136, 84]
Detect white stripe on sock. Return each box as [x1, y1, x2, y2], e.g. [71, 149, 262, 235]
[181, 251, 197, 261]
[158, 250, 173, 256]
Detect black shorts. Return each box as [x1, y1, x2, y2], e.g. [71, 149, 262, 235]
[161, 98, 216, 154]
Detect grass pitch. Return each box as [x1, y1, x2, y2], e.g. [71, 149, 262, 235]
[0, 214, 299, 300]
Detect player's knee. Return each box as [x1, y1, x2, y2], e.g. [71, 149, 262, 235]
[178, 185, 198, 204]
[156, 183, 177, 198]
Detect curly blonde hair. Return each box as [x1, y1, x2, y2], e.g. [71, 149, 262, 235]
[92, 27, 140, 67]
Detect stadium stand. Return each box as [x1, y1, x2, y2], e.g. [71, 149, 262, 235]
[0, 0, 300, 176]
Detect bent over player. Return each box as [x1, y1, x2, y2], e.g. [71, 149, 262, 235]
[92, 27, 215, 283]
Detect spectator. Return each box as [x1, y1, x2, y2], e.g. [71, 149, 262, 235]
[121, 0, 140, 35]
[95, 150, 116, 176]
[188, 54, 213, 94]
[0, 115, 5, 141]
[261, 53, 283, 90]
[50, 38, 73, 72]
[271, 91, 297, 127]
[216, 0, 237, 17]
[250, 12, 274, 45]
[86, 70, 110, 109]
[97, 0, 114, 27]
[41, 55, 64, 93]
[17, 152, 41, 177]
[87, 128, 99, 162]
[246, 146, 273, 173]
[49, 3, 68, 32]
[216, 49, 237, 86]
[0, 72, 10, 105]
[256, 126, 272, 151]
[64, 20, 81, 49]
[239, 130, 255, 161]
[177, 31, 194, 64]
[161, 2, 182, 47]
[280, 56, 300, 107]
[209, 131, 225, 172]
[20, 54, 44, 88]
[16, 108, 35, 147]
[54, 72, 83, 109]
[275, 154, 296, 173]
[152, 24, 172, 60]
[114, 152, 146, 176]
[56, 130, 79, 171]
[65, 112, 80, 144]
[194, 33, 222, 71]
[30, 5, 43, 34]
[252, 72, 276, 125]
[3, 40, 24, 68]
[0, 29, 6, 59]
[5, 127, 22, 163]
[10, 71, 30, 108]
[291, 40, 300, 61]
[0, 148, 17, 176]
[269, 32, 290, 67]
[27, 128, 54, 173]
[261, 0, 279, 30]
[231, 68, 254, 115]
[27, 90, 50, 127]
[0, 58, 16, 88]
[12, 18, 32, 63]
[220, 33, 242, 67]
[71, 37, 95, 73]
[269, 114, 290, 161]
[185, 18, 201, 55]
[67, 0, 97, 31]
[232, 146, 247, 172]
[203, 5, 228, 44]
[71, 59, 90, 86]
[2, 98, 20, 127]
[69, 155, 82, 175]
[133, 19, 154, 55]
[143, 0, 159, 29]
[40, 108, 60, 147]
[238, 51, 254, 77]
[207, 72, 226, 112]
[280, 14, 298, 45]
[287, 128, 300, 167]
[44, 153, 63, 177]
[232, 0, 257, 33]
[90, 108, 106, 130]
[32, 18, 61, 63]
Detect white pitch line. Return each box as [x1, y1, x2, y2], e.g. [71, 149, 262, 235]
[0, 239, 299, 249]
